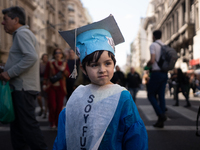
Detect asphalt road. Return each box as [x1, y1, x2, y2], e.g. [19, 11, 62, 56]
[0, 90, 200, 150]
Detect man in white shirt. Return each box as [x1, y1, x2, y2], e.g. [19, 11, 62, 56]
[147, 30, 168, 128]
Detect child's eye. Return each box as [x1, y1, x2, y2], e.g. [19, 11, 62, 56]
[91, 64, 98, 67]
[105, 62, 112, 66]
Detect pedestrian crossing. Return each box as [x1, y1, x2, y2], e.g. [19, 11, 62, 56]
[145, 126, 197, 131]
[138, 105, 197, 121]
[138, 105, 158, 121]
[138, 105, 199, 131]
[167, 105, 197, 121]
[0, 104, 199, 131]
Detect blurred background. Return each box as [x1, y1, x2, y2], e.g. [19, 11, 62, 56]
[1, 0, 200, 76]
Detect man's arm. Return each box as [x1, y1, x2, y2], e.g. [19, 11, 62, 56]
[0, 72, 10, 81]
[7, 31, 38, 78]
[147, 53, 155, 67]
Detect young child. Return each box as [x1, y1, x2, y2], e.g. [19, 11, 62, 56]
[53, 15, 148, 150]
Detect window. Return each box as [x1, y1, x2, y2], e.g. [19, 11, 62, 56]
[190, 0, 194, 23]
[68, 16, 75, 24]
[169, 22, 171, 37]
[172, 15, 174, 34]
[195, 7, 199, 30]
[182, 2, 186, 25]
[176, 11, 179, 32]
[68, 4, 75, 12]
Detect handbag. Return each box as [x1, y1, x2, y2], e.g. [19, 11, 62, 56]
[0, 81, 15, 124]
[49, 71, 63, 84]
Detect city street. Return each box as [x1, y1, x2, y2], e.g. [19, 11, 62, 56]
[0, 90, 200, 150]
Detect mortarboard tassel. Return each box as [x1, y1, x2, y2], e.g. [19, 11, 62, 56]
[69, 28, 78, 79]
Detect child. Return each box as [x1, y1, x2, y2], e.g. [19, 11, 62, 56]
[53, 15, 148, 150]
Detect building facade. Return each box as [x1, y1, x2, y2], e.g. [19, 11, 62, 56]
[0, 0, 37, 63]
[154, 0, 197, 72]
[130, 18, 148, 74]
[131, 0, 200, 72]
[0, 0, 91, 63]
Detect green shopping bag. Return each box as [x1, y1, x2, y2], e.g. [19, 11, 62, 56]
[0, 81, 15, 124]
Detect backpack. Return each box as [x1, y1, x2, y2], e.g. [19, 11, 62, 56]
[156, 42, 178, 72]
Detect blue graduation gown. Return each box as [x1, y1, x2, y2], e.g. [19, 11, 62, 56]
[53, 90, 148, 150]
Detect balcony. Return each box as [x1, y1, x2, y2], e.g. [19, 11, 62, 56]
[59, 0, 66, 7]
[21, 0, 37, 10]
[58, 11, 65, 19]
[46, 21, 55, 33]
[166, 23, 195, 51]
[46, 1, 55, 12]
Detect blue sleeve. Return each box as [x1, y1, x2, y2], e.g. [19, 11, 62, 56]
[99, 90, 148, 150]
[121, 91, 148, 150]
[53, 108, 67, 150]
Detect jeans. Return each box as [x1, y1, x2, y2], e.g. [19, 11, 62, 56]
[11, 91, 47, 150]
[128, 87, 139, 102]
[175, 83, 191, 105]
[147, 71, 168, 116]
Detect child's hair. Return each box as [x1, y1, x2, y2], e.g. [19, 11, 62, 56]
[82, 50, 116, 72]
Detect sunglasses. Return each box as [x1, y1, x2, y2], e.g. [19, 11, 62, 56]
[55, 52, 62, 54]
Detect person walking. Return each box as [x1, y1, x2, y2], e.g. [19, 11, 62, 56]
[43, 48, 70, 128]
[142, 70, 150, 91]
[37, 53, 49, 118]
[0, 6, 47, 150]
[147, 30, 168, 128]
[190, 73, 199, 96]
[173, 68, 191, 107]
[126, 67, 142, 102]
[65, 49, 80, 101]
[170, 68, 178, 99]
[111, 65, 126, 87]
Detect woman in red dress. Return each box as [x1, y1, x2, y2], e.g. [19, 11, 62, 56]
[43, 48, 70, 128]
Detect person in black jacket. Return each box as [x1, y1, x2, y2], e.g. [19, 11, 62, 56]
[111, 65, 126, 87]
[173, 68, 191, 107]
[126, 67, 142, 102]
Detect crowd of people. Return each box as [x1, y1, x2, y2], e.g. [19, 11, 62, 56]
[167, 68, 200, 106]
[37, 51, 144, 128]
[37, 48, 85, 128]
[111, 66, 142, 102]
[1, 5, 200, 150]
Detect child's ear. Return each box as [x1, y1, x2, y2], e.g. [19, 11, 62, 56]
[80, 64, 87, 76]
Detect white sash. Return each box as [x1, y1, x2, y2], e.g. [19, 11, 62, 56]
[65, 84, 125, 150]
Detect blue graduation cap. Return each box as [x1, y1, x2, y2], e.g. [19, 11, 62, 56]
[59, 14, 125, 63]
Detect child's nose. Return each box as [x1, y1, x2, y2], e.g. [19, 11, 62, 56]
[99, 65, 106, 73]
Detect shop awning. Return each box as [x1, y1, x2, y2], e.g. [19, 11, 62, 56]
[189, 58, 200, 66]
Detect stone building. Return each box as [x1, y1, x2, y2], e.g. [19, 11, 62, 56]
[134, 0, 200, 72]
[129, 18, 148, 74]
[0, 0, 37, 63]
[0, 0, 91, 63]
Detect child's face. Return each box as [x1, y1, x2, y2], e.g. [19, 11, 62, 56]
[84, 51, 115, 86]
